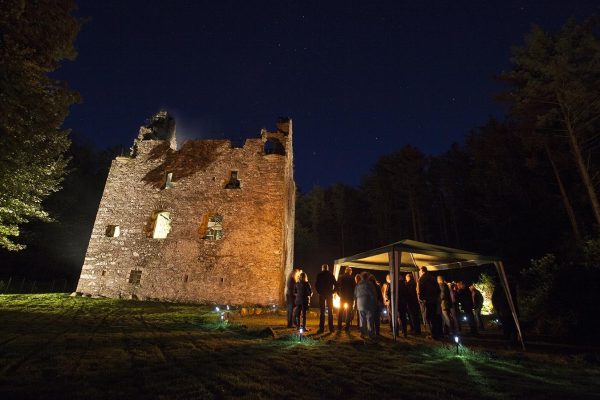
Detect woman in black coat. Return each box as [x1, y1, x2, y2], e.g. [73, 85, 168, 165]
[293, 272, 312, 330]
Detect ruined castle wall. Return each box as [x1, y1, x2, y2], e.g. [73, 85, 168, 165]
[76, 122, 294, 305]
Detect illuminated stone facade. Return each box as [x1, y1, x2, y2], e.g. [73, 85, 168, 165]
[75, 112, 295, 305]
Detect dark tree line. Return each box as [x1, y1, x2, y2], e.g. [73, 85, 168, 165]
[295, 17, 600, 277]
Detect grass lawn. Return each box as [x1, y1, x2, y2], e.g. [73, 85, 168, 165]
[0, 294, 599, 399]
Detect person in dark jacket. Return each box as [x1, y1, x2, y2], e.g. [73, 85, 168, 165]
[405, 273, 421, 334]
[457, 281, 477, 334]
[368, 275, 384, 335]
[387, 275, 409, 337]
[337, 267, 355, 331]
[285, 268, 300, 328]
[293, 272, 312, 331]
[418, 267, 442, 339]
[315, 264, 337, 333]
[470, 283, 485, 331]
[438, 275, 454, 335]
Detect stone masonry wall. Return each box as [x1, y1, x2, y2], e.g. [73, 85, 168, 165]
[76, 116, 295, 305]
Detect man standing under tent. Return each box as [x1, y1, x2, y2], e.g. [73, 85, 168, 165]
[438, 275, 455, 335]
[470, 283, 485, 331]
[457, 281, 478, 334]
[418, 267, 443, 340]
[388, 273, 409, 337]
[337, 267, 355, 332]
[315, 264, 337, 333]
[405, 273, 421, 334]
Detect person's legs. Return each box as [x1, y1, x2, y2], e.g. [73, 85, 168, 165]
[441, 309, 453, 334]
[397, 303, 408, 337]
[287, 299, 295, 327]
[450, 306, 460, 332]
[367, 309, 376, 338]
[293, 305, 301, 328]
[358, 309, 365, 336]
[465, 309, 478, 334]
[345, 303, 353, 329]
[373, 305, 381, 335]
[474, 307, 484, 330]
[409, 304, 421, 334]
[300, 304, 308, 329]
[326, 295, 334, 331]
[318, 295, 326, 331]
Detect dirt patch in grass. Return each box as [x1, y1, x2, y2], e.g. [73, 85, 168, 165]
[0, 294, 599, 399]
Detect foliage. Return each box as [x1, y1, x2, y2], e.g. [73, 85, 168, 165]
[0, 0, 81, 250]
[474, 272, 495, 315]
[519, 252, 600, 339]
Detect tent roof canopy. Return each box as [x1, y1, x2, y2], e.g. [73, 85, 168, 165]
[334, 239, 499, 272]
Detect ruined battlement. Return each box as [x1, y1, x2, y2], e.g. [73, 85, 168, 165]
[75, 112, 295, 305]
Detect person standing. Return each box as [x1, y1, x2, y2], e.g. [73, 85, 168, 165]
[293, 272, 312, 331]
[315, 264, 337, 333]
[457, 281, 478, 334]
[418, 267, 442, 340]
[387, 273, 409, 337]
[405, 273, 421, 334]
[368, 274, 384, 335]
[438, 275, 454, 335]
[354, 272, 376, 339]
[470, 283, 485, 331]
[285, 268, 300, 328]
[449, 282, 461, 332]
[337, 267, 356, 331]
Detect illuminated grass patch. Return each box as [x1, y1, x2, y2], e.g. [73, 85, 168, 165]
[0, 294, 599, 399]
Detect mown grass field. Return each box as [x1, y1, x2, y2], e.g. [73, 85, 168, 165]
[0, 294, 599, 400]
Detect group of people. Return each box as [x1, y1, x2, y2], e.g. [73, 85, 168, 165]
[285, 264, 486, 341]
[400, 266, 485, 340]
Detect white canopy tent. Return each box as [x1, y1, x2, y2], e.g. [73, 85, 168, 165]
[333, 239, 525, 350]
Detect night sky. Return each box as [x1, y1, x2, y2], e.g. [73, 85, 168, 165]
[57, 1, 598, 191]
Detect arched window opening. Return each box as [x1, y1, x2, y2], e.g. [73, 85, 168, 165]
[163, 172, 173, 189]
[151, 211, 171, 239]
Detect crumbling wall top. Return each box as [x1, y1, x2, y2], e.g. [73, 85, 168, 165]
[131, 111, 177, 156]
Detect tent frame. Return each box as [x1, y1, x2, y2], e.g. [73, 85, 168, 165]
[333, 239, 525, 350]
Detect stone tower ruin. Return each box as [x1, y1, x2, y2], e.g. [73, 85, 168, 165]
[75, 112, 295, 305]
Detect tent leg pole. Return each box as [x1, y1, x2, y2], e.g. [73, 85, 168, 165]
[495, 261, 526, 351]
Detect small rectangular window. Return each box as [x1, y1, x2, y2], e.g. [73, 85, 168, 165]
[163, 172, 173, 189]
[128, 270, 142, 285]
[101, 270, 106, 276]
[183, 274, 189, 283]
[224, 171, 241, 189]
[105, 225, 120, 237]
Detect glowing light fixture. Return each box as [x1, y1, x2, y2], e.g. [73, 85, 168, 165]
[333, 295, 341, 309]
[454, 335, 460, 355]
[215, 306, 220, 312]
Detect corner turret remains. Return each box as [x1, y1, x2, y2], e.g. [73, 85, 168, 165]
[76, 112, 295, 305]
